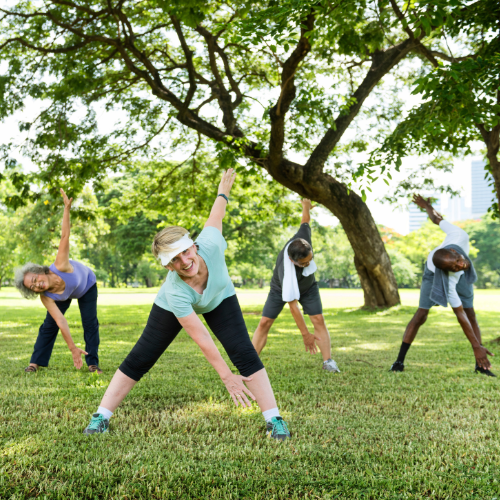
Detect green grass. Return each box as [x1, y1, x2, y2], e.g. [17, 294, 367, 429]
[1, 287, 500, 499]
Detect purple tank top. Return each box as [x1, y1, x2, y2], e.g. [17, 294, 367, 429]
[44, 260, 96, 301]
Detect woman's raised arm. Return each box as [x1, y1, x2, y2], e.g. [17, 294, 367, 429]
[204, 169, 236, 233]
[54, 188, 73, 272]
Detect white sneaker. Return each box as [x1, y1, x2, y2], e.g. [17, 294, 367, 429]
[323, 359, 340, 373]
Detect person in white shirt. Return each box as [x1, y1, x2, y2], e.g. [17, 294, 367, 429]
[390, 195, 494, 376]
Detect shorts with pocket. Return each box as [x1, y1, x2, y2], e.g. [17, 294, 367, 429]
[262, 282, 323, 319]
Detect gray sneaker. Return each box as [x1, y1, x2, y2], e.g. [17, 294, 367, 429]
[83, 413, 109, 435]
[323, 358, 340, 373]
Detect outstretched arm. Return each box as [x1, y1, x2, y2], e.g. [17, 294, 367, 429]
[177, 311, 256, 408]
[40, 295, 88, 369]
[54, 188, 73, 272]
[204, 169, 237, 233]
[412, 194, 443, 225]
[453, 305, 493, 370]
[300, 199, 315, 224]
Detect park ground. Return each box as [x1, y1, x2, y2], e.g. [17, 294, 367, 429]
[1, 287, 500, 499]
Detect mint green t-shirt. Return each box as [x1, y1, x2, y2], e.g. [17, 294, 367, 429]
[154, 226, 236, 318]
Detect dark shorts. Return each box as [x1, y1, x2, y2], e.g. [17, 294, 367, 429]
[262, 282, 323, 319]
[419, 264, 474, 309]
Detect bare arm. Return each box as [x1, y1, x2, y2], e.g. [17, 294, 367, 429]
[177, 311, 255, 407]
[453, 305, 493, 369]
[412, 194, 443, 226]
[288, 300, 318, 355]
[40, 295, 88, 369]
[54, 188, 73, 272]
[204, 169, 236, 233]
[300, 199, 315, 224]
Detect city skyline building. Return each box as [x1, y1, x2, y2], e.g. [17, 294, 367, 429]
[471, 160, 494, 218]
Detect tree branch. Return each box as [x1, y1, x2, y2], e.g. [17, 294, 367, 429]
[304, 37, 418, 176]
[195, 24, 242, 136]
[267, 11, 315, 172]
[170, 15, 198, 111]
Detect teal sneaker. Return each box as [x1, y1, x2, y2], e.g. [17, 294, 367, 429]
[266, 416, 291, 441]
[83, 413, 109, 435]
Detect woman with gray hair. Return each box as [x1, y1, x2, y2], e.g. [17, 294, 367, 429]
[15, 189, 101, 374]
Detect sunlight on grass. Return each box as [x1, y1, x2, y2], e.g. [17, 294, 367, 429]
[1, 288, 499, 498]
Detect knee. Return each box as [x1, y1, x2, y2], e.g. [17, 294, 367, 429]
[414, 309, 429, 326]
[309, 314, 326, 328]
[464, 307, 476, 320]
[257, 317, 274, 332]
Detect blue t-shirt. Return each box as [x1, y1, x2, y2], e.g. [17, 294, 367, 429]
[154, 226, 235, 317]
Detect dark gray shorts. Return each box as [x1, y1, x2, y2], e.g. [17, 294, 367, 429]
[262, 282, 323, 319]
[419, 264, 474, 309]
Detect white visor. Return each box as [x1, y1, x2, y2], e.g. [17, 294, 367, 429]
[157, 234, 194, 265]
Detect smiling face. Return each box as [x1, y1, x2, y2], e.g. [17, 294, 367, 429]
[443, 249, 470, 272]
[23, 272, 49, 293]
[166, 245, 200, 278]
[290, 251, 314, 268]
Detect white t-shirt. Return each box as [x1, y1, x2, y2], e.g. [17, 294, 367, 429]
[427, 220, 470, 308]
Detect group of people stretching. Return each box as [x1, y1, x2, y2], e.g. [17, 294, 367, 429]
[14, 172, 494, 442]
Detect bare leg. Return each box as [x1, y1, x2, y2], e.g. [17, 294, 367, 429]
[244, 368, 277, 412]
[252, 317, 275, 355]
[309, 314, 332, 361]
[402, 308, 429, 344]
[99, 369, 137, 412]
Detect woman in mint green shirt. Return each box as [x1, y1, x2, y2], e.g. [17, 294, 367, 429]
[83, 170, 290, 441]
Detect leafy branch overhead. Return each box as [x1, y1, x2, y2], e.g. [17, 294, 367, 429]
[0, 0, 461, 199]
[359, 0, 500, 214]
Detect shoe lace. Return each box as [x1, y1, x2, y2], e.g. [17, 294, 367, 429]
[87, 415, 105, 431]
[272, 418, 289, 436]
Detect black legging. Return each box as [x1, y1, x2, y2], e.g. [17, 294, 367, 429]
[119, 294, 264, 381]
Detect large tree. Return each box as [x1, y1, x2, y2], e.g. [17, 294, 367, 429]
[0, 0, 464, 306]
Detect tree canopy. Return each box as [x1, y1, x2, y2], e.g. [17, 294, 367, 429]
[0, 0, 491, 306]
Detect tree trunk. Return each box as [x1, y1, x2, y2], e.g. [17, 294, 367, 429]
[145, 277, 153, 288]
[477, 123, 500, 211]
[269, 163, 400, 307]
[323, 189, 400, 308]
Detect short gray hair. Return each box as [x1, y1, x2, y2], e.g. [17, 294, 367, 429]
[14, 263, 51, 299]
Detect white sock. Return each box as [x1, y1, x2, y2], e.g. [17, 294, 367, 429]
[262, 407, 280, 422]
[96, 406, 113, 420]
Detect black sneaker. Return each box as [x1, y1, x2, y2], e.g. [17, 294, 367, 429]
[390, 361, 405, 372]
[475, 365, 496, 377]
[83, 413, 110, 435]
[266, 417, 291, 441]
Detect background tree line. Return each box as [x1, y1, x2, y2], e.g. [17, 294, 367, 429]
[1, 163, 499, 290]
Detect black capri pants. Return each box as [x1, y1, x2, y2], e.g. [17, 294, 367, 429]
[119, 294, 264, 381]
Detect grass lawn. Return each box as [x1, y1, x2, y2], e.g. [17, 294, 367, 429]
[1, 287, 500, 499]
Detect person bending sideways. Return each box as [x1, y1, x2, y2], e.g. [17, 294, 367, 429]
[390, 194, 494, 376]
[83, 169, 290, 441]
[252, 199, 340, 373]
[14, 189, 101, 374]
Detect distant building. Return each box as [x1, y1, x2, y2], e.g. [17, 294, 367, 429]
[443, 196, 471, 222]
[471, 160, 494, 218]
[409, 196, 441, 232]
